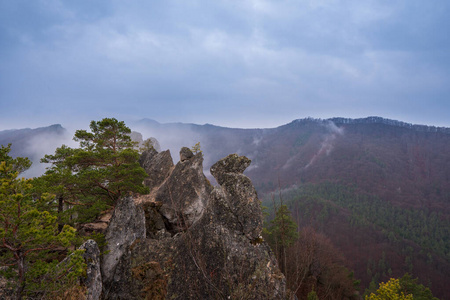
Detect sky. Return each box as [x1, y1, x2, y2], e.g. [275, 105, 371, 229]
[1, 0, 450, 130]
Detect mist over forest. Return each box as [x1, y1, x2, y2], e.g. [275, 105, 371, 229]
[2, 0, 450, 298]
[1, 116, 449, 298]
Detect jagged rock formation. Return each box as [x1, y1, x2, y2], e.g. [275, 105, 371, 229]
[138, 148, 174, 192]
[210, 154, 262, 241]
[80, 240, 103, 300]
[101, 148, 286, 299]
[101, 196, 146, 289]
[132, 132, 162, 152]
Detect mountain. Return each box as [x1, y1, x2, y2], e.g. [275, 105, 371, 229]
[0, 124, 70, 177]
[134, 117, 450, 206]
[134, 116, 450, 210]
[133, 117, 450, 299]
[1, 117, 449, 298]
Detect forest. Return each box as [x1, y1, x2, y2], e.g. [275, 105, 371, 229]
[262, 183, 446, 299]
[0, 118, 444, 299]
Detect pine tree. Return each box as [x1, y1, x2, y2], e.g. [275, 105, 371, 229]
[191, 142, 202, 154]
[267, 204, 299, 275]
[0, 145, 80, 299]
[41, 118, 149, 223]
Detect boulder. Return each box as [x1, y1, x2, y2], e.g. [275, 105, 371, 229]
[210, 153, 251, 184]
[179, 146, 194, 161]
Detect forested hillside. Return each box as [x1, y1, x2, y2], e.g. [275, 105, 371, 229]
[133, 117, 450, 299]
[263, 183, 449, 298]
[2, 116, 449, 298]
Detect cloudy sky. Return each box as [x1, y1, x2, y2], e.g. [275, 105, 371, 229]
[1, 0, 449, 129]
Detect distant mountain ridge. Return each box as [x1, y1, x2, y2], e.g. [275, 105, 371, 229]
[133, 117, 450, 198]
[0, 124, 69, 177]
[1, 117, 450, 298]
[139, 116, 450, 132]
[330, 116, 450, 134]
[133, 116, 450, 299]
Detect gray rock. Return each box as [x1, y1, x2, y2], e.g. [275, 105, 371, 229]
[101, 196, 146, 296]
[130, 131, 144, 145]
[179, 146, 194, 161]
[103, 150, 286, 299]
[52, 240, 102, 300]
[142, 201, 166, 239]
[139, 149, 174, 191]
[210, 154, 263, 240]
[210, 153, 251, 185]
[80, 239, 102, 300]
[148, 137, 161, 152]
[138, 147, 158, 168]
[154, 152, 211, 233]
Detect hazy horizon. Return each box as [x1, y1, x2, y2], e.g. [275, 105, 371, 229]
[1, 1, 450, 130]
[2, 115, 450, 133]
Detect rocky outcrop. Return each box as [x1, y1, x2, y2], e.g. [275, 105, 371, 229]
[101, 196, 146, 295]
[153, 147, 210, 233]
[80, 240, 102, 300]
[210, 154, 262, 240]
[101, 149, 286, 299]
[139, 149, 174, 192]
[131, 133, 162, 152]
[78, 210, 113, 236]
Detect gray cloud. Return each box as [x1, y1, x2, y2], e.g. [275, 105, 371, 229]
[1, 0, 449, 129]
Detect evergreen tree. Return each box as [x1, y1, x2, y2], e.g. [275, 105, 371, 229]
[0, 145, 80, 299]
[0, 144, 31, 176]
[36, 145, 78, 229]
[307, 288, 319, 300]
[41, 118, 149, 223]
[267, 204, 298, 275]
[398, 273, 438, 300]
[191, 142, 202, 154]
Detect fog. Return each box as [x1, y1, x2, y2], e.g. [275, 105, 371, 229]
[14, 130, 75, 178]
[304, 121, 344, 169]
